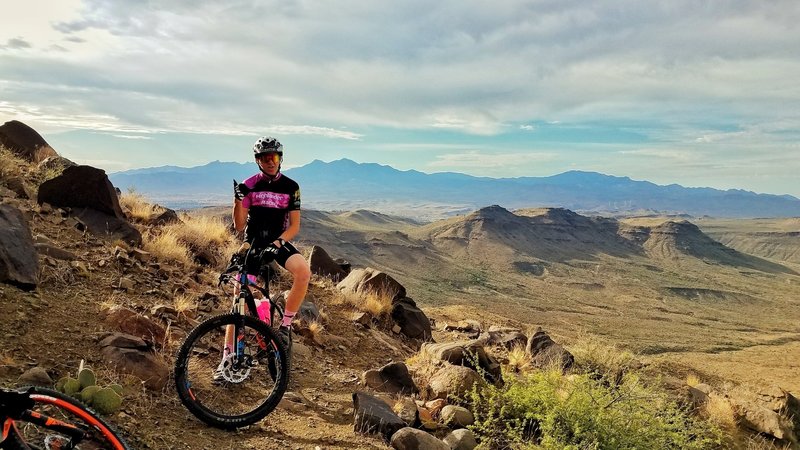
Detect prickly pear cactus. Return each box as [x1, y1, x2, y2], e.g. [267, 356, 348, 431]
[80, 385, 101, 404]
[78, 368, 96, 389]
[92, 387, 122, 415]
[54, 377, 69, 393]
[109, 384, 123, 395]
[63, 378, 81, 397]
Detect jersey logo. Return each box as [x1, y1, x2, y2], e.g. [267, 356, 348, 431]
[248, 191, 291, 208]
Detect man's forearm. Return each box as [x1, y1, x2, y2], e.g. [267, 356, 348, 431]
[233, 201, 247, 234]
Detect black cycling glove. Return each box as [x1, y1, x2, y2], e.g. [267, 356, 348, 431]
[233, 179, 251, 201]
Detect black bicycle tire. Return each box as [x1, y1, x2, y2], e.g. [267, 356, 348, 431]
[4, 386, 131, 450]
[174, 313, 289, 430]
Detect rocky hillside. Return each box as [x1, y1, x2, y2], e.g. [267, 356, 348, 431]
[3, 121, 800, 449]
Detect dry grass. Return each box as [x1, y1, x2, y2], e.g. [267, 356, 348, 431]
[741, 435, 793, 450]
[406, 347, 444, 399]
[506, 344, 531, 373]
[38, 165, 63, 183]
[307, 320, 325, 343]
[0, 146, 27, 185]
[686, 373, 701, 388]
[119, 190, 156, 222]
[143, 228, 192, 265]
[363, 291, 393, 317]
[164, 213, 238, 269]
[173, 293, 195, 314]
[0, 351, 16, 368]
[702, 394, 738, 432]
[173, 213, 230, 248]
[33, 145, 57, 164]
[39, 261, 77, 286]
[336, 289, 394, 318]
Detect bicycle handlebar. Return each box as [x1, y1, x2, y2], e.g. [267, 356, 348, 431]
[217, 241, 276, 287]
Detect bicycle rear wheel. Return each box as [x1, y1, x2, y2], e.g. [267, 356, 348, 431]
[174, 313, 289, 429]
[7, 386, 130, 450]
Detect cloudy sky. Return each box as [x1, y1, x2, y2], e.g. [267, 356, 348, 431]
[2, 1, 799, 196]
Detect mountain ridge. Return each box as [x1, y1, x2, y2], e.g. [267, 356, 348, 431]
[109, 158, 800, 218]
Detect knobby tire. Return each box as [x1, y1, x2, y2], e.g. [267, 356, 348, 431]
[174, 313, 289, 430]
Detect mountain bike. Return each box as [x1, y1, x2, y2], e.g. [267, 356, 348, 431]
[174, 243, 290, 430]
[0, 385, 131, 450]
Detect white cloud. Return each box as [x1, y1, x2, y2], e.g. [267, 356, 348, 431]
[2, 0, 800, 195]
[428, 150, 557, 169]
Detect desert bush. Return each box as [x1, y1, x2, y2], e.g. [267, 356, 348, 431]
[569, 335, 639, 382]
[143, 228, 192, 265]
[0, 146, 26, 183]
[119, 190, 156, 222]
[703, 394, 738, 433]
[340, 290, 394, 318]
[406, 349, 443, 397]
[167, 213, 237, 268]
[142, 212, 238, 268]
[506, 344, 531, 374]
[468, 369, 723, 450]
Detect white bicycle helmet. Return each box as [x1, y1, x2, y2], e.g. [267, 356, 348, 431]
[253, 136, 283, 158]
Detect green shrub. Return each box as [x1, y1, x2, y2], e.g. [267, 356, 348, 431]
[468, 369, 723, 450]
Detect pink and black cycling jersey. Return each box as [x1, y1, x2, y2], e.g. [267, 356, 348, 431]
[241, 172, 301, 246]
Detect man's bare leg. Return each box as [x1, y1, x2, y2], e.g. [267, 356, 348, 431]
[280, 254, 311, 327]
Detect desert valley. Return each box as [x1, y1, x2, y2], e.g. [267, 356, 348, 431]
[2, 120, 799, 449]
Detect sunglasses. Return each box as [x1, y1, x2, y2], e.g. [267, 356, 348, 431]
[256, 153, 281, 164]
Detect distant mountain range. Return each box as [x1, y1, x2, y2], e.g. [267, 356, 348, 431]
[108, 159, 800, 219]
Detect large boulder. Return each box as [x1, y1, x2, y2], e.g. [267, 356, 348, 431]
[0, 205, 39, 290]
[353, 392, 406, 441]
[0, 120, 58, 163]
[309, 245, 347, 281]
[440, 405, 474, 428]
[98, 333, 169, 390]
[338, 267, 407, 302]
[480, 326, 528, 350]
[428, 365, 482, 401]
[18, 367, 54, 387]
[390, 427, 449, 450]
[443, 429, 478, 450]
[526, 327, 574, 372]
[728, 385, 799, 443]
[147, 207, 180, 226]
[103, 306, 167, 347]
[362, 361, 419, 395]
[392, 298, 433, 341]
[38, 165, 125, 218]
[73, 208, 142, 246]
[421, 341, 502, 384]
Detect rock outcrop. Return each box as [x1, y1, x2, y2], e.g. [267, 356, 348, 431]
[0, 204, 39, 290]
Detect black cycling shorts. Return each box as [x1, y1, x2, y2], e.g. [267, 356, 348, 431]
[273, 241, 300, 268]
[243, 241, 300, 280]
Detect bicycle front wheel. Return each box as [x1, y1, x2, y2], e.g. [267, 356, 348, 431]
[8, 386, 131, 450]
[174, 313, 289, 429]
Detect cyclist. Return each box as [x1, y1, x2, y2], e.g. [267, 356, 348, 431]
[215, 137, 310, 381]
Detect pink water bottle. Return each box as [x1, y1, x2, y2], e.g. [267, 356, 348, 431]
[255, 299, 271, 324]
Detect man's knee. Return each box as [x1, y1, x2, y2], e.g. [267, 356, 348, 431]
[287, 255, 311, 283]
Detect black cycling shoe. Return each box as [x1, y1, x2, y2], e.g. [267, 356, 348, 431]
[277, 325, 292, 351]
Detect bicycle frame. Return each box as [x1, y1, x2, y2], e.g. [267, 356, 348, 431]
[219, 243, 285, 363]
[0, 387, 111, 449]
[221, 242, 284, 325]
